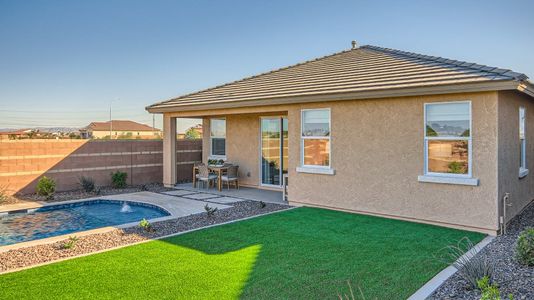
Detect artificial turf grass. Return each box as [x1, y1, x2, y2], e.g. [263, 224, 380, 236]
[0, 207, 485, 300]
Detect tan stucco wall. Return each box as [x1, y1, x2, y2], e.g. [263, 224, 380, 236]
[91, 130, 161, 139]
[288, 92, 499, 234]
[190, 91, 499, 233]
[202, 112, 284, 186]
[497, 91, 534, 224]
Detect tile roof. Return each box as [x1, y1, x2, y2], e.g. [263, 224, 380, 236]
[147, 45, 529, 111]
[85, 120, 159, 132]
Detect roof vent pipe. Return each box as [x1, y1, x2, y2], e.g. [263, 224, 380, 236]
[351, 41, 358, 49]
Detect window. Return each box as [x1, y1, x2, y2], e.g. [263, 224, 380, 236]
[210, 118, 226, 157]
[519, 107, 528, 178]
[301, 109, 330, 168]
[424, 102, 471, 177]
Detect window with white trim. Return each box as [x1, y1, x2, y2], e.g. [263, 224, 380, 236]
[301, 109, 330, 168]
[519, 106, 528, 177]
[424, 102, 471, 176]
[210, 118, 226, 157]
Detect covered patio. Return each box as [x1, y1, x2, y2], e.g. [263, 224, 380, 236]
[173, 182, 285, 204]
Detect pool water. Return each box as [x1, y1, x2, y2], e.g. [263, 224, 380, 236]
[0, 200, 170, 246]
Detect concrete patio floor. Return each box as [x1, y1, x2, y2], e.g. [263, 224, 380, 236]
[173, 182, 285, 204]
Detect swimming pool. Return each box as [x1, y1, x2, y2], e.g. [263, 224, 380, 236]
[0, 199, 170, 246]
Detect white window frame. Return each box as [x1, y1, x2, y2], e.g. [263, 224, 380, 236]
[519, 106, 528, 178]
[300, 108, 331, 170]
[210, 118, 226, 159]
[423, 101, 472, 179]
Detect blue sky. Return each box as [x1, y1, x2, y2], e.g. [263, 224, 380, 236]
[1, 0, 533, 132]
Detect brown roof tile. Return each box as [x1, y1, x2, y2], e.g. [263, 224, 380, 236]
[85, 120, 159, 132]
[147, 45, 529, 111]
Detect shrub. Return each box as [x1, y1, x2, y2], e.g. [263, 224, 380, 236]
[437, 237, 494, 289]
[78, 176, 95, 193]
[36, 176, 56, 200]
[111, 171, 127, 188]
[516, 228, 534, 266]
[204, 204, 218, 217]
[259, 201, 266, 209]
[477, 276, 514, 300]
[60, 236, 78, 250]
[0, 185, 8, 203]
[139, 218, 154, 232]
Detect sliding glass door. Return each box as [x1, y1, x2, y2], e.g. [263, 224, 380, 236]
[261, 117, 288, 187]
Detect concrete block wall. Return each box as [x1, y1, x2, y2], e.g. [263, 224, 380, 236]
[0, 139, 201, 195]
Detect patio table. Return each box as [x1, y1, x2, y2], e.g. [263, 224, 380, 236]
[192, 165, 230, 191]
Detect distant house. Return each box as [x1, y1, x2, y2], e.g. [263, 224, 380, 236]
[177, 124, 203, 139]
[80, 120, 161, 139]
[0, 129, 32, 140]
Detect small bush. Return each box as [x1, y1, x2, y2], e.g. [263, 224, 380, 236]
[78, 176, 95, 193]
[259, 201, 266, 209]
[516, 228, 534, 266]
[0, 185, 8, 203]
[477, 276, 514, 300]
[139, 218, 154, 232]
[436, 237, 494, 289]
[60, 236, 78, 250]
[36, 176, 56, 200]
[111, 171, 127, 188]
[204, 204, 218, 217]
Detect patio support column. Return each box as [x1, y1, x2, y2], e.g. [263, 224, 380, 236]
[163, 114, 176, 187]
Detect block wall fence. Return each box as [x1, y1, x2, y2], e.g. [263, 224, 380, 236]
[0, 139, 201, 195]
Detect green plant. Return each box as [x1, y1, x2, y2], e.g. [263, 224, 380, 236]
[111, 171, 128, 188]
[0, 185, 8, 203]
[36, 176, 56, 200]
[259, 201, 266, 209]
[139, 218, 154, 232]
[78, 176, 95, 193]
[477, 276, 514, 300]
[436, 237, 494, 288]
[516, 228, 534, 266]
[204, 204, 218, 217]
[61, 236, 79, 250]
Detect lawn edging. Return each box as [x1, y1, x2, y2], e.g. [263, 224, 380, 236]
[0, 206, 296, 275]
[407, 235, 495, 300]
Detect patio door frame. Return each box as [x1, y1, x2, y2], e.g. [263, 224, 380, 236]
[259, 116, 287, 188]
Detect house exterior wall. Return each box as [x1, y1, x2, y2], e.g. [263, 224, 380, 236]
[91, 130, 161, 139]
[497, 91, 534, 224]
[187, 91, 500, 234]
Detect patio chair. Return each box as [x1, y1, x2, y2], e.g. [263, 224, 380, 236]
[193, 162, 206, 188]
[221, 165, 239, 190]
[197, 164, 217, 189]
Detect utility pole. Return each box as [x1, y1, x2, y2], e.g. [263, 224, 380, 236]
[152, 114, 156, 133]
[109, 102, 112, 139]
[109, 98, 118, 139]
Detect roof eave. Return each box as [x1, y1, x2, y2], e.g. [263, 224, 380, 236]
[146, 80, 521, 114]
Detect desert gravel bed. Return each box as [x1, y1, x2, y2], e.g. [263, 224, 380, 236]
[431, 202, 534, 299]
[2, 183, 172, 205]
[0, 200, 290, 273]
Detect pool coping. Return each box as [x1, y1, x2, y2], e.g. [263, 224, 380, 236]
[0, 195, 178, 253]
[0, 206, 296, 275]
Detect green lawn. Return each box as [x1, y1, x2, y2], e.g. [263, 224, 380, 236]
[0, 207, 484, 299]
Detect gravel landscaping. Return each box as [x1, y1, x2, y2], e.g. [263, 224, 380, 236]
[1, 183, 172, 206]
[0, 200, 290, 273]
[431, 202, 534, 300]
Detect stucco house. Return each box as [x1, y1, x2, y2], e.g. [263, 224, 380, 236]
[146, 44, 534, 235]
[80, 120, 161, 139]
